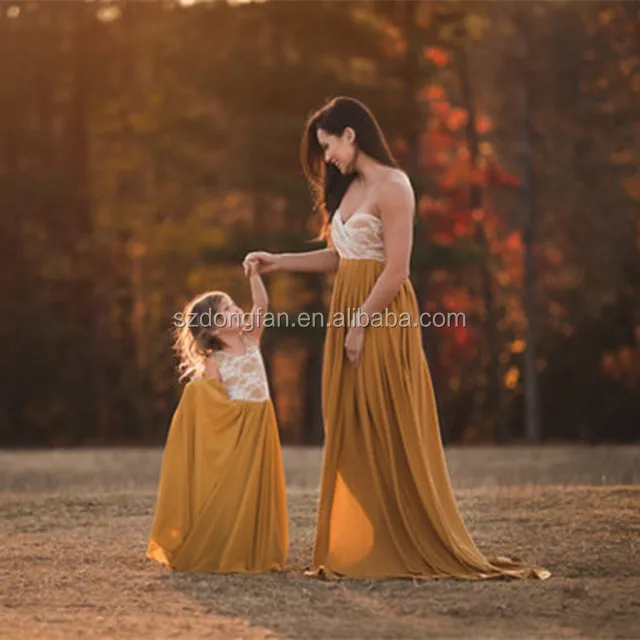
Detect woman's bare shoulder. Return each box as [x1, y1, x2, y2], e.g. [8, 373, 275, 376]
[376, 169, 415, 212]
[386, 167, 412, 188]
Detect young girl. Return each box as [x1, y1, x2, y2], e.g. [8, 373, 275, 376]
[145, 267, 289, 573]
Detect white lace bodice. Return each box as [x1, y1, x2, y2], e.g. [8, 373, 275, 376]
[330, 211, 386, 262]
[212, 336, 270, 402]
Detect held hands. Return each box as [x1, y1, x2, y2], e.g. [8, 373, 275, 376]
[243, 250, 365, 365]
[244, 260, 258, 276]
[243, 251, 280, 276]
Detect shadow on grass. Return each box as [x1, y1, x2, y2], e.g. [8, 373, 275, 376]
[161, 486, 640, 639]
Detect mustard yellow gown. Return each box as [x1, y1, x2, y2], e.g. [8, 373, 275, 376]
[146, 336, 289, 573]
[310, 210, 550, 580]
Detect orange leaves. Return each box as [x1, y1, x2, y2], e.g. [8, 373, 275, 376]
[598, 8, 615, 26]
[493, 232, 524, 289]
[511, 339, 526, 354]
[439, 164, 463, 190]
[476, 115, 492, 134]
[505, 232, 522, 252]
[414, 71, 534, 378]
[432, 231, 455, 246]
[430, 100, 451, 120]
[424, 46, 449, 67]
[504, 366, 520, 389]
[435, 155, 508, 193]
[420, 84, 446, 102]
[442, 289, 473, 312]
[601, 346, 640, 388]
[418, 195, 447, 216]
[427, 206, 477, 246]
[392, 137, 409, 156]
[419, 83, 492, 137]
[622, 175, 640, 200]
[452, 209, 477, 236]
[447, 107, 468, 131]
[610, 150, 633, 164]
[453, 326, 471, 346]
[453, 221, 471, 237]
[436, 324, 481, 368]
[471, 208, 485, 222]
[420, 128, 450, 154]
[547, 301, 567, 319]
[485, 158, 522, 187]
[469, 165, 488, 186]
[544, 246, 564, 267]
[418, 94, 500, 190]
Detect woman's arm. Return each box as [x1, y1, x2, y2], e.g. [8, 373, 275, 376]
[278, 248, 338, 273]
[344, 178, 414, 366]
[244, 247, 338, 275]
[358, 179, 414, 318]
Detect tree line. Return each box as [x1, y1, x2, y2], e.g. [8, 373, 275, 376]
[0, 0, 638, 446]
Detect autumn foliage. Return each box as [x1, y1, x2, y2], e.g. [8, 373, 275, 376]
[0, 0, 637, 446]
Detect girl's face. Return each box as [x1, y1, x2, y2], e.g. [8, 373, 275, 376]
[317, 127, 357, 174]
[213, 294, 244, 336]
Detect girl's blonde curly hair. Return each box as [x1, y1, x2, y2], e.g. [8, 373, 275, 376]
[173, 291, 227, 382]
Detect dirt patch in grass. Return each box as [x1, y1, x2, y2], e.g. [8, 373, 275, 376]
[0, 446, 638, 639]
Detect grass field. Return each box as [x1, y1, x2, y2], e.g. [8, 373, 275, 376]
[1, 445, 638, 639]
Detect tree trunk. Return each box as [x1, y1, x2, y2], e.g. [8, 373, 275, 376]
[400, 1, 438, 377]
[515, 8, 542, 444]
[0, 10, 27, 443]
[70, 2, 98, 442]
[456, 29, 508, 443]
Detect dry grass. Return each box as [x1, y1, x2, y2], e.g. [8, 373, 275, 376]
[0, 445, 638, 639]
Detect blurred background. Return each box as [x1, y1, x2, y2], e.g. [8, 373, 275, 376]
[0, 0, 638, 448]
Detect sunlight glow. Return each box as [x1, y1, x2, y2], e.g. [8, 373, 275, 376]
[227, 0, 266, 6]
[176, 0, 267, 6]
[7, 5, 20, 19]
[97, 6, 121, 23]
[328, 473, 374, 567]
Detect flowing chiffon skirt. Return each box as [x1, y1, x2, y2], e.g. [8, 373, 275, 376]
[146, 378, 289, 573]
[310, 258, 550, 580]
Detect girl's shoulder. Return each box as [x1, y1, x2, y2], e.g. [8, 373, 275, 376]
[203, 355, 220, 380]
[213, 333, 261, 361]
[183, 374, 229, 402]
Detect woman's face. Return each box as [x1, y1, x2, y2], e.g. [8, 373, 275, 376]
[317, 127, 356, 174]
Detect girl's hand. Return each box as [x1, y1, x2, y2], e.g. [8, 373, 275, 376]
[244, 260, 258, 277]
[243, 252, 280, 276]
[344, 326, 365, 366]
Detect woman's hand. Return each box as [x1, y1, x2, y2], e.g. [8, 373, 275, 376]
[344, 325, 365, 366]
[243, 251, 281, 276]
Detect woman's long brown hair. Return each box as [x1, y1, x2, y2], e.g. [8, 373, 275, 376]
[300, 96, 399, 239]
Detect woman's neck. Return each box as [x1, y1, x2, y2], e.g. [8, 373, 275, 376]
[353, 152, 389, 185]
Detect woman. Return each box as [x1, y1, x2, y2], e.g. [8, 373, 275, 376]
[244, 96, 550, 581]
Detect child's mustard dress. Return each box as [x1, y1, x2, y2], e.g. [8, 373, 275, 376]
[146, 335, 289, 573]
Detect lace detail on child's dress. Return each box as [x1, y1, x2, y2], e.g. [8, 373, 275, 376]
[213, 337, 271, 402]
[330, 211, 386, 262]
